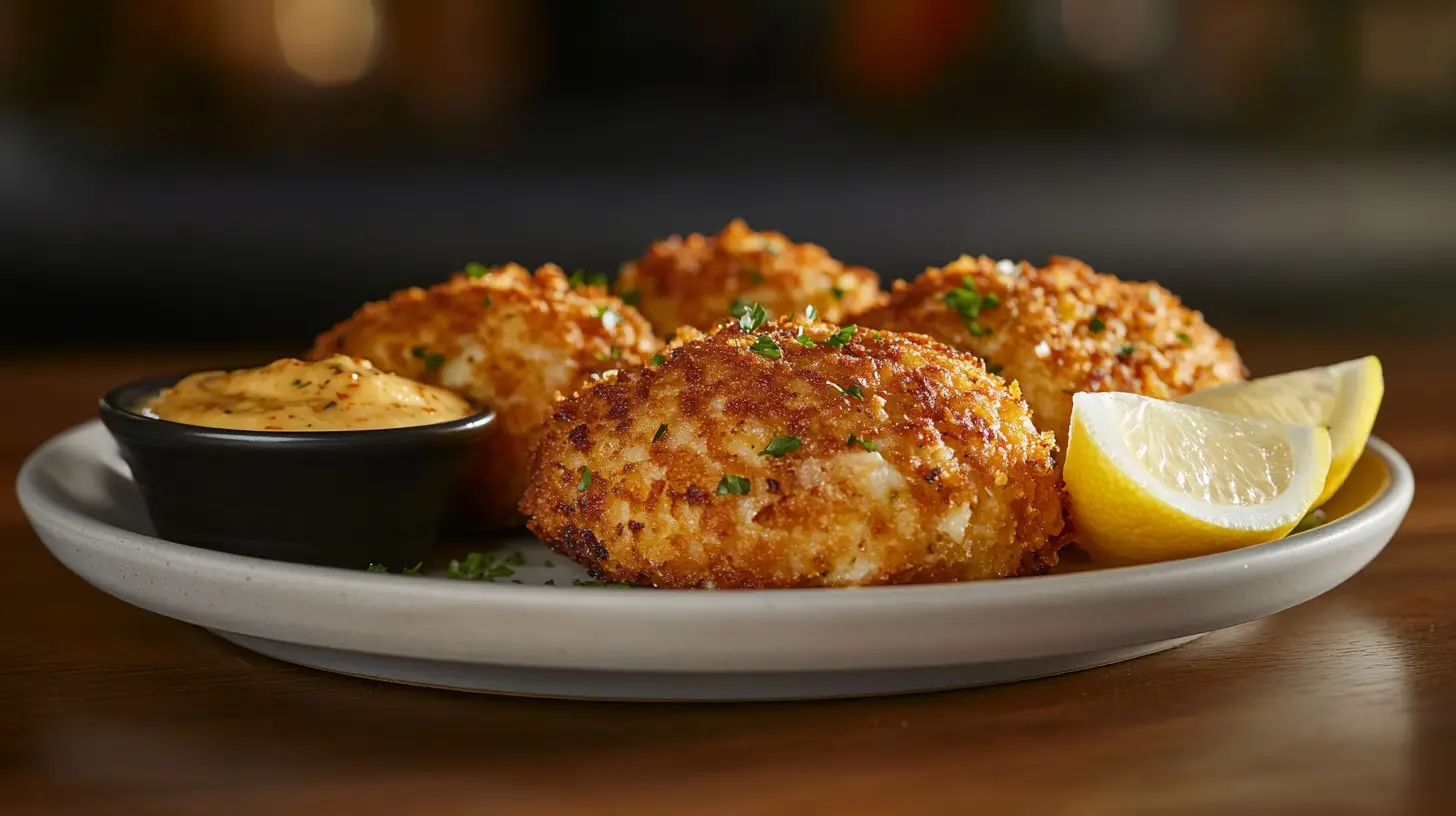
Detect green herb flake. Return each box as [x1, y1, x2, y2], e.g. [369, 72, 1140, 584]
[1176, 331, 1193, 346]
[653, 423, 668, 442]
[620, 288, 642, 306]
[986, 363, 1004, 376]
[424, 353, 446, 373]
[1117, 344, 1136, 360]
[577, 465, 592, 492]
[464, 262, 490, 280]
[844, 384, 864, 399]
[322, 400, 338, 410]
[747, 269, 764, 284]
[796, 332, 816, 348]
[1089, 316, 1106, 333]
[830, 286, 845, 300]
[749, 334, 783, 360]
[445, 552, 516, 582]
[738, 302, 768, 332]
[651, 353, 666, 366]
[483, 296, 493, 308]
[505, 551, 526, 566]
[847, 433, 877, 452]
[366, 563, 388, 573]
[729, 298, 750, 318]
[291, 379, 311, 388]
[403, 562, 423, 575]
[804, 305, 818, 322]
[568, 269, 608, 289]
[760, 436, 802, 457]
[825, 324, 857, 348]
[942, 277, 1000, 336]
[410, 346, 427, 359]
[716, 474, 751, 495]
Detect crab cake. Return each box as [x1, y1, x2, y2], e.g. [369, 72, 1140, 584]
[520, 314, 1069, 588]
[858, 255, 1245, 453]
[614, 218, 883, 335]
[309, 263, 661, 528]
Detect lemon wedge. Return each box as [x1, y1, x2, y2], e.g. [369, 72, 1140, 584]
[1064, 392, 1331, 565]
[1179, 356, 1382, 509]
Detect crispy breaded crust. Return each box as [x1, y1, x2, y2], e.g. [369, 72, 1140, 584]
[309, 264, 662, 527]
[521, 318, 1070, 588]
[858, 256, 1245, 452]
[614, 219, 884, 335]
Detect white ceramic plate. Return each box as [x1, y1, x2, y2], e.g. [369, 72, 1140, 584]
[18, 420, 1413, 701]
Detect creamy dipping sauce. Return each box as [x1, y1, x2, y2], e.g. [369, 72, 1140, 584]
[143, 356, 475, 431]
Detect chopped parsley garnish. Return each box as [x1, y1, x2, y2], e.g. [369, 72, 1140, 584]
[804, 305, 818, 322]
[730, 298, 750, 318]
[651, 353, 666, 366]
[1089, 316, 1106, 333]
[1117, 344, 1136, 360]
[1176, 331, 1193, 346]
[986, 363, 1004, 375]
[593, 306, 621, 331]
[464, 262, 490, 279]
[870, 331, 883, 340]
[423, 353, 446, 373]
[505, 551, 526, 566]
[796, 332, 816, 348]
[825, 324, 857, 348]
[830, 286, 845, 300]
[445, 552, 515, 582]
[568, 268, 608, 289]
[653, 423, 668, 442]
[737, 301, 768, 332]
[369, 562, 424, 575]
[410, 346, 426, 358]
[942, 277, 1000, 336]
[716, 474, 751, 495]
[291, 379, 311, 388]
[609, 345, 622, 359]
[483, 296, 493, 308]
[749, 334, 782, 360]
[847, 433, 877, 452]
[760, 436, 802, 457]
[322, 400, 338, 410]
[577, 465, 592, 492]
[844, 384, 864, 399]
[620, 288, 642, 306]
[748, 269, 764, 284]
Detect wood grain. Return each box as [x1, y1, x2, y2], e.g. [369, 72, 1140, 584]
[2, 336, 1454, 815]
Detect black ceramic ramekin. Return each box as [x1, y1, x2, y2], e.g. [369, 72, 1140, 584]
[99, 371, 495, 570]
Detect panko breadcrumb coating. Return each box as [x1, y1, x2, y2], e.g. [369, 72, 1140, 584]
[520, 315, 1070, 589]
[858, 256, 1245, 453]
[309, 264, 662, 528]
[614, 219, 884, 335]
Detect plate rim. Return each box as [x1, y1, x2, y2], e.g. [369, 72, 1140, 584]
[15, 420, 1415, 673]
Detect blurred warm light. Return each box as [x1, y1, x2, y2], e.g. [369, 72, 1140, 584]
[1359, 2, 1456, 96]
[1059, 0, 1165, 69]
[273, 0, 382, 86]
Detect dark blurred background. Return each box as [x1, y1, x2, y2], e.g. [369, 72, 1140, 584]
[2, 0, 1454, 350]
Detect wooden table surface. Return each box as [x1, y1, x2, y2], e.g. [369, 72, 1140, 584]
[3, 334, 1454, 815]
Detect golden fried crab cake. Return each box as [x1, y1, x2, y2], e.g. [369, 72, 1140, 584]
[614, 218, 883, 335]
[858, 255, 1245, 452]
[309, 263, 662, 528]
[520, 314, 1069, 589]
